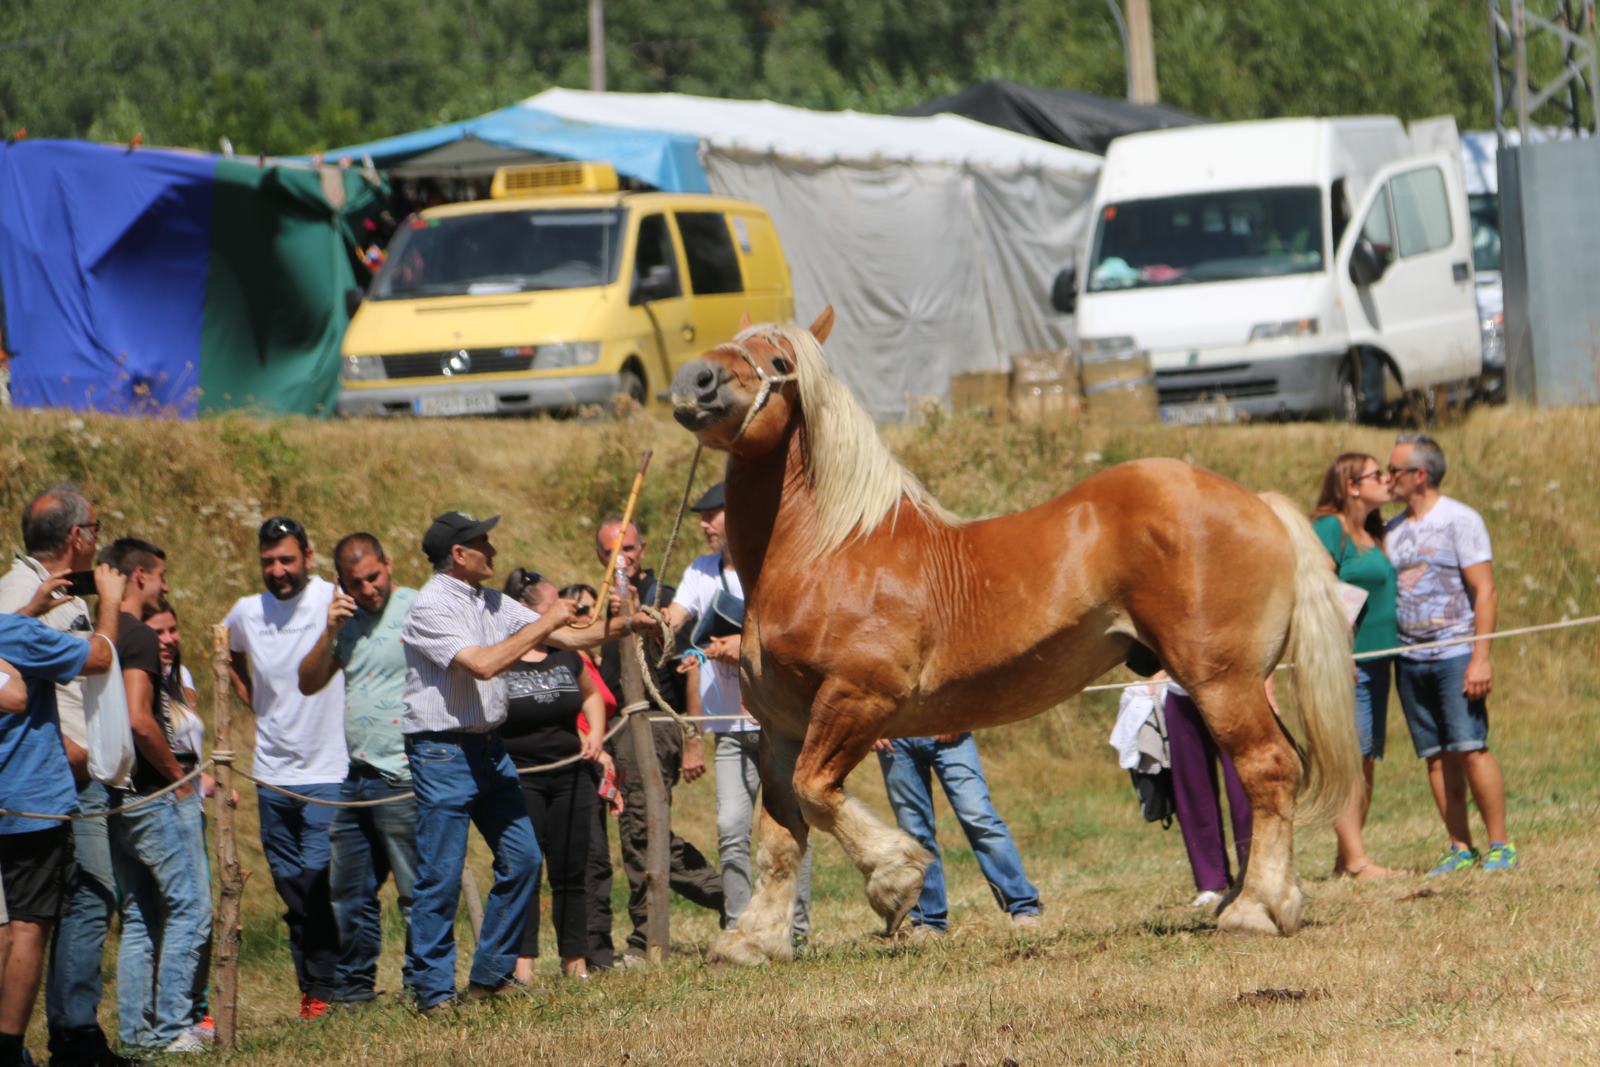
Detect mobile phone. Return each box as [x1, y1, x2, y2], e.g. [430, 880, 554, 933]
[65, 571, 97, 598]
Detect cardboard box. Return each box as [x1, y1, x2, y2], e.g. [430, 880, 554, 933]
[1081, 350, 1157, 424]
[948, 370, 1012, 419]
[1009, 350, 1081, 423]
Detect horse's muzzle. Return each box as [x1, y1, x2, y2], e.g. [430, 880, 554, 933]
[671, 359, 733, 430]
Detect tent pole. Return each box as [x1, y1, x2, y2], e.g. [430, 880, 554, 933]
[589, 0, 606, 92]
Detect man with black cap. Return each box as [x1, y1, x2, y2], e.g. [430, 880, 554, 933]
[657, 483, 812, 949]
[399, 511, 573, 1013]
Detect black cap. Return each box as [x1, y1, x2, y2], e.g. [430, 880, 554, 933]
[422, 511, 500, 563]
[689, 482, 726, 512]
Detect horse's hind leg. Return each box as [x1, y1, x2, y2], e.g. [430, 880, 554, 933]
[1191, 675, 1303, 936]
[792, 686, 932, 935]
[708, 731, 810, 966]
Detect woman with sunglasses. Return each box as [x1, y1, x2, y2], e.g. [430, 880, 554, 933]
[500, 569, 609, 980]
[1310, 453, 1406, 880]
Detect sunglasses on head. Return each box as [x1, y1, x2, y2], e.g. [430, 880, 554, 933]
[258, 516, 306, 543]
[508, 567, 543, 598]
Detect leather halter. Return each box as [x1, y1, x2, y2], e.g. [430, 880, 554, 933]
[728, 340, 798, 443]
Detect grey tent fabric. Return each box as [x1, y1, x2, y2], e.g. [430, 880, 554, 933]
[704, 149, 1095, 420]
[902, 79, 1204, 155]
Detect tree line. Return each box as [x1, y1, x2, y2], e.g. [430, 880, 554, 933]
[0, 0, 1511, 158]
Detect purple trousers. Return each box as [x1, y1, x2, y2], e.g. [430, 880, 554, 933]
[1165, 692, 1253, 893]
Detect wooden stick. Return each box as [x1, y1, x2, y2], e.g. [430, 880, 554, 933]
[210, 625, 247, 1052]
[620, 642, 670, 962]
[576, 448, 654, 630]
[461, 863, 485, 942]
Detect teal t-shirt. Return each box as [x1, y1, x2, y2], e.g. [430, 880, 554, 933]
[1312, 515, 1398, 655]
[333, 586, 417, 783]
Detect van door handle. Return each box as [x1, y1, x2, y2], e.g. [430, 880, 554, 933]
[1452, 261, 1470, 283]
[680, 324, 696, 342]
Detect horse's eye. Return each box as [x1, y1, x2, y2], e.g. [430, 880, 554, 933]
[771, 356, 792, 374]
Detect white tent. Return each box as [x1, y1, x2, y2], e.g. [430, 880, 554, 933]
[527, 89, 1102, 419]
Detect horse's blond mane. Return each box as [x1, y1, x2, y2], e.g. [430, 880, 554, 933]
[736, 322, 956, 558]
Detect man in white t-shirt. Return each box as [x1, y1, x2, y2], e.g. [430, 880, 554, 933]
[225, 516, 348, 1019]
[1384, 434, 1514, 876]
[658, 483, 811, 946]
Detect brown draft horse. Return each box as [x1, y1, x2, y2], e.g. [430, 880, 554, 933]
[668, 308, 1360, 965]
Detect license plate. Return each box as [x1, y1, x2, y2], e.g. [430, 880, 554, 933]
[413, 392, 497, 417]
[1159, 400, 1238, 425]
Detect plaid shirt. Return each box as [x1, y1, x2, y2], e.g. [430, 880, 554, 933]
[400, 572, 539, 734]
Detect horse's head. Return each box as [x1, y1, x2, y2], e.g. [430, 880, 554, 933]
[670, 306, 834, 455]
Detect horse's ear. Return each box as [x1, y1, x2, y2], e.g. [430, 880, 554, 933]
[808, 304, 835, 344]
[738, 310, 752, 331]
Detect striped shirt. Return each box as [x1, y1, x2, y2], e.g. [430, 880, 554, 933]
[400, 572, 540, 735]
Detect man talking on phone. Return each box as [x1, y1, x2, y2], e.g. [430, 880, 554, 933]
[297, 533, 419, 1009]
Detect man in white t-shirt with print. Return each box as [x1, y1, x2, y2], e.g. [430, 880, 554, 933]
[660, 483, 811, 946]
[225, 516, 348, 1020]
[1384, 434, 1514, 876]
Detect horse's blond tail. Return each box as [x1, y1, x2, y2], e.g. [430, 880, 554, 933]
[1259, 492, 1363, 826]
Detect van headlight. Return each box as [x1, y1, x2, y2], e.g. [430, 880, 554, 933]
[342, 356, 387, 381]
[533, 342, 602, 369]
[1079, 336, 1137, 356]
[1248, 318, 1319, 341]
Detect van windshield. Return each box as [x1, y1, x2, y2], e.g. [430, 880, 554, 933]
[372, 208, 624, 299]
[1086, 187, 1324, 292]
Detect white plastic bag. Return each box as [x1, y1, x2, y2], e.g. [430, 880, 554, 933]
[80, 635, 135, 788]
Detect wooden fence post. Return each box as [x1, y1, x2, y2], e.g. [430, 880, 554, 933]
[210, 624, 247, 1051]
[620, 640, 670, 962]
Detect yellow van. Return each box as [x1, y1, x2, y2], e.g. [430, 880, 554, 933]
[337, 161, 794, 417]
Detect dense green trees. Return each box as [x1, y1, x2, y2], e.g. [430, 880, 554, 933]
[0, 1, 1502, 157]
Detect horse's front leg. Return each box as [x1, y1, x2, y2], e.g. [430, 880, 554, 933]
[792, 683, 932, 937]
[708, 730, 810, 966]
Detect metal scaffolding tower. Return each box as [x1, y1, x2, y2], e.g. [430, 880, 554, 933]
[1487, 0, 1600, 143]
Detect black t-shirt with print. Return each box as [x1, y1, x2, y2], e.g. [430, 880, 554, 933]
[501, 649, 585, 766]
[116, 612, 176, 795]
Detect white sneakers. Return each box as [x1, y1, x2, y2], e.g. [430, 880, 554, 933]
[164, 1030, 207, 1054]
[1190, 889, 1225, 909]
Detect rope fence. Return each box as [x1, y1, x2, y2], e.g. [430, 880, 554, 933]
[7, 612, 1597, 822]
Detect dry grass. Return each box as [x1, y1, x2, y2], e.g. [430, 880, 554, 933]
[5, 403, 1599, 1065]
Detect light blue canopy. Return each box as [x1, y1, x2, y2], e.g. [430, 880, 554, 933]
[318, 103, 708, 192]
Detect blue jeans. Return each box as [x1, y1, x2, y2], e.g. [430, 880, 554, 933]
[405, 731, 540, 1010]
[46, 782, 119, 1064]
[108, 790, 212, 1049]
[1396, 655, 1489, 758]
[1354, 656, 1394, 759]
[328, 768, 418, 1001]
[257, 781, 343, 1001]
[875, 734, 1040, 931]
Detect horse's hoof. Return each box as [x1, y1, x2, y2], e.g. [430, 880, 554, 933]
[1216, 896, 1281, 937]
[707, 927, 793, 966]
[865, 835, 932, 924]
[1269, 884, 1304, 935]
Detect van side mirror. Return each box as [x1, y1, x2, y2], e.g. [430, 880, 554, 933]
[344, 286, 365, 318]
[1050, 266, 1078, 314]
[1349, 240, 1388, 288]
[631, 265, 677, 305]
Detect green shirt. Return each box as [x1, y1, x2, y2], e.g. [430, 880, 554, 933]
[1312, 515, 1398, 656]
[333, 586, 417, 783]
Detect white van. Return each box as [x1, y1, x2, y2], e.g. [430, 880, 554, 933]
[1052, 117, 1483, 421]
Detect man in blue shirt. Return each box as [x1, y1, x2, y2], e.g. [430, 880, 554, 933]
[0, 563, 125, 1067]
[298, 533, 418, 1007]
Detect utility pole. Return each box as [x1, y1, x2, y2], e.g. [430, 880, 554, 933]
[589, 0, 606, 92]
[1126, 0, 1159, 105]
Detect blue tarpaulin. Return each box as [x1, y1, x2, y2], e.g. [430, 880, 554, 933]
[0, 142, 215, 415]
[319, 103, 709, 192]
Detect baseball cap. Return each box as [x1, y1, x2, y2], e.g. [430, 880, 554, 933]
[422, 511, 500, 563]
[689, 482, 726, 512]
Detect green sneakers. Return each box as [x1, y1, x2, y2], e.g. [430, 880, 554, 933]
[1426, 844, 1480, 876]
[1481, 841, 1520, 872]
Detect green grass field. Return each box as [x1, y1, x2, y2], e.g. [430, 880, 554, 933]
[5, 403, 1598, 1065]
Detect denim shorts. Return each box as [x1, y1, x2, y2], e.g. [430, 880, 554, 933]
[1395, 654, 1488, 759]
[1354, 656, 1393, 760]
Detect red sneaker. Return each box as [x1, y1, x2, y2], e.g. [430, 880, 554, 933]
[299, 994, 330, 1021]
